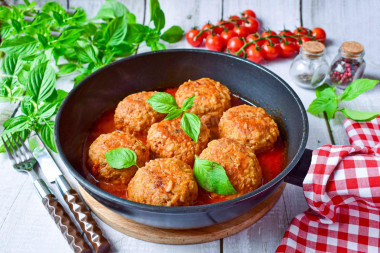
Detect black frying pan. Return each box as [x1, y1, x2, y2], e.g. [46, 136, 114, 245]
[55, 49, 312, 229]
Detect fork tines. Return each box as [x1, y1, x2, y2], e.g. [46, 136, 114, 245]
[1, 133, 33, 165]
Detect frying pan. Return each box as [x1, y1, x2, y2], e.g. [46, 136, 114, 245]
[55, 49, 312, 229]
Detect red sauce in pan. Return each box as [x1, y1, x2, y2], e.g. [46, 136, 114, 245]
[82, 88, 286, 204]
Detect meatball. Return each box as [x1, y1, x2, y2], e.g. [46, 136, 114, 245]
[127, 158, 198, 206]
[199, 138, 262, 199]
[88, 131, 149, 185]
[147, 118, 210, 165]
[114, 91, 165, 136]
[175, 78, 231, 127]
[219, 105, 280, 153]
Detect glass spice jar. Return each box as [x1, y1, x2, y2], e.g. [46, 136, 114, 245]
[289, 41, 329, 89]
[329, 41, 365, 89]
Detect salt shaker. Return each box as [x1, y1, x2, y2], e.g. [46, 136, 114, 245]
[329, 41, 365, 89]
[289, 41, 329, 89]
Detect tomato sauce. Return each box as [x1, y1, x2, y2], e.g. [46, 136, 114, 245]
[82, 88, 286, 205]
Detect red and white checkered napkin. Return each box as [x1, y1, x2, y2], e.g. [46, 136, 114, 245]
[277, 117, 380, 253]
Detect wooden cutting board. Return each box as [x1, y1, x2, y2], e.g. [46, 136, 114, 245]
[78, 183, 286, 245]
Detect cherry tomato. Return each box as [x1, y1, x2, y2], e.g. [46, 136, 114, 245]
[228, 15, 243, 25]
[205, 34, 223, 51]
[186, 29, 203, 47]
[217, 20, 234, 31]
[246, 45, 263, 63]
[227, 37, 244, 52]
[294, 36, 312, 51]
[233, 25, 249, 38]
[261, 30, 280, 44]
[262, 44, 279, 60]
[242, 9, 256, 18]
[311, 27, 326, 43]
[279, 42, 296, 58]
[202, 23, 213, 38]
[220, 30, 236, 47]
[279, 29, 296, 43]
[246, 34, 264, 46]
[243, 17, 259, 34]
[294, 26, 309, 35]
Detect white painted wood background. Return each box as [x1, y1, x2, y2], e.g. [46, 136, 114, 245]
[1, 0, 380, 252]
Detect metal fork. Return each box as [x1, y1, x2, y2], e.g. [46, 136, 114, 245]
[2, 133, 91, 253]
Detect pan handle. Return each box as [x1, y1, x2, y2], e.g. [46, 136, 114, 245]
[284, 148, 313, 187]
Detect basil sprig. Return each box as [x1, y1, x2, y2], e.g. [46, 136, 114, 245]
[193, 156, 237, 195]
[147, 92, 201, 142]
[105, 147, 139, 169]
[307, 79, 379, 121]
[0, 0, 184, 153]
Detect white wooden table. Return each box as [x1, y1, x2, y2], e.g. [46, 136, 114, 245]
[1, 0, 379, 252]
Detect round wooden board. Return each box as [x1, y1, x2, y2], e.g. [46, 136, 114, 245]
[78, 183, 285, 245]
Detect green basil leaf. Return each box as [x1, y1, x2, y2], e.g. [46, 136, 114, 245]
[340, 108, 379, 122]
[45, 89, 68, 108]
[339, 79, 379, 101]
[57, 63, 77, 75]
[181, 95, 195, 111]
[37, 34, 49, 49]
[111, 42, 135, 57]
[10, 19, 22, 33]
[52, 11, 64, 26]
[57, 27, 83, 46]
[181, 112, 201, 142]
[94, 0, 129, 19]
[27, 64, 56, 102]
[149, 0, 165, 31]
[1, 54, 24, 76]
[0, 6, 12, 20]
[125, 24, 150, 44]
[32, 12, 53, 26]
[3, 115, 29, 133]
[164, 109, 183, 120]
[0, 36, 38, 56]
[42, 1, 66, 14]
[38, 103, 57, 119]
[127, 12, 136, 24]
[316, 83, 337, 98]
[21, 101, 34, 116]
[307, 96, 338, 119]
[193, 156, 237, 195]
[160, 26, 184, 43]
[40, 120, 57, 152]
[104, 15, 128, 47]
[146, 92, 179, 113]
[105, 147, 137, 169]
[75, 41, 98, 63]
[69, 8, 87, 23]
[0, 22, 12, 39]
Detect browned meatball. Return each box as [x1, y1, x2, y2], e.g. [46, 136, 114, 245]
[88, 131, 149, 185]
[147, 118, 210, 165]
[199, 138, 262, 199]
[219, 105, 280, 153]
[114, 91, 165, 136]
[175, 78, 231, 127]
[127, 158, 198, 206]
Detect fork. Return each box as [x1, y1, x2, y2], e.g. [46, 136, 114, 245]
[2, 133, 92, 253]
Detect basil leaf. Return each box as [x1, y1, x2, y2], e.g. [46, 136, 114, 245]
[1, 23, 12, 39]
[10, 19, 22, 33]
[125, 24, 150, 44]
[0, 36, 38, 56]
[0, 6, 12, 20]
[160, 25, 184, 43]
[181, 95, 195, 111]
[193, 156, 237, 195]
[339, 79, 379, 101]
[150, 0, 165, 31]
[105, 147, 138, 169]
[21, 101, 34, 116]
[27, 64, 56, 102]
[40, 120, 57, 152]
[52, 11, 64, 26]
[147, 92, 180, 113]
[38, 103, 57, 119]
[42, 2, 65, 14]
[340, 108, 379, 122]
[316, 83, 337, 99]
[57, 63, 77, 75]
[3, 115, 29, 133]
[104, 15, 128, 47]
[69, 8, 87, 23]
[181, 112, 201, 142]
[57, 27, 83, 46]
[164, 109, 183, 120]
[94, 0, 129, 19]
[111, 42, 135, 57]
[37, 34, 49, 49]
[307, 96, 338, 119]
[45, 89, 68, 108]
[75, 41, 98, 63]
[2, 55, 24, 76]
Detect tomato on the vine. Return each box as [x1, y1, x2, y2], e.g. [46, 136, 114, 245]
[205, 34, 223, 51]
[216, 20, 234, 31]
[186, 29, 203, 47]
[228, 15, 243, 25]
[220, 30, 236, 47]
[227, 36, 244, 52]
[243, 17, 259, 34]
[233, 25, 249, 38]
[261, 30, 279, 44]
[202, 23, 213, 37]
[311, 27, 326, 43]
[262, 44, 279, 60]
[294, 36, 312, 51]
[279, 42, 296, 58]
[246, 45, 263, 63]
[279, 29, 296, 43]
[294, 26, 309, 35]
[242, 9, 256, 18]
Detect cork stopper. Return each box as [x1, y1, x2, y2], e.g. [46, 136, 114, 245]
[302, 41, 325, 54]
[341, 41, 364, 55]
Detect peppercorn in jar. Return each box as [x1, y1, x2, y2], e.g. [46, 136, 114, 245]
[329, 41, 365, 89]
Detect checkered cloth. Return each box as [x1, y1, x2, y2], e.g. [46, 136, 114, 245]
[277, 116, 380, 253]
